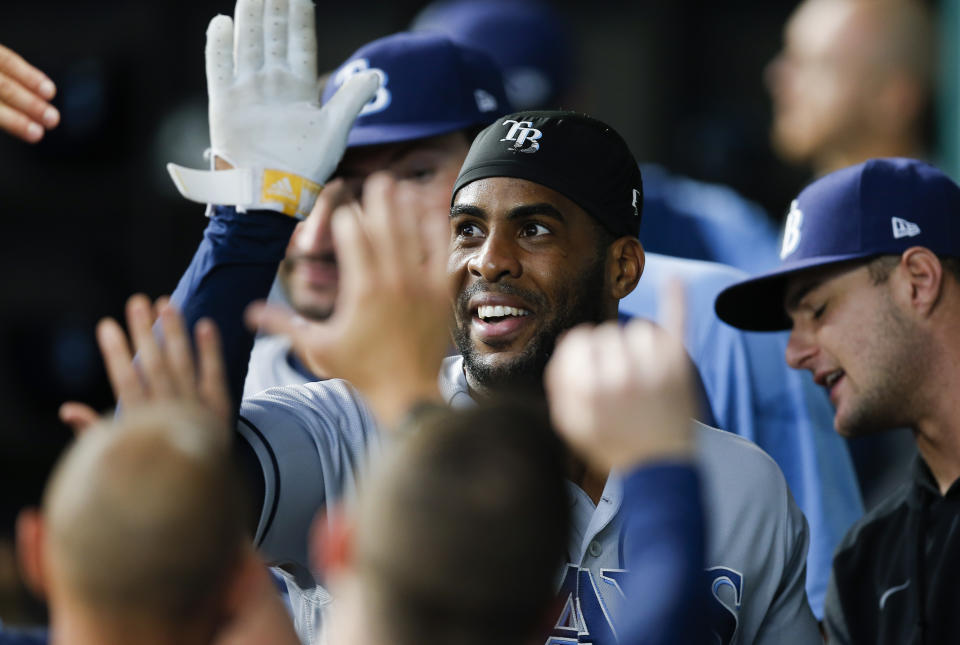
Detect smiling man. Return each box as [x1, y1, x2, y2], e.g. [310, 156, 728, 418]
[233, 111, 822, 644]
[449, 177, 621, 396]
[715, 158, 960, 644]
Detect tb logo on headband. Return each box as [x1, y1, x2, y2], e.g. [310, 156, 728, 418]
[500, 120, 542, 153]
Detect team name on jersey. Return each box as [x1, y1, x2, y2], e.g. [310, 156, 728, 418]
[545, 564, 741, 644]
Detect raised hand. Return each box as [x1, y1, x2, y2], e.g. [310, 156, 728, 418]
[0, 43, 58, 143]
[247, 173, 451, 427]
[167, 0, 380, 218]
[69, 295, 231, 432]
[544, 283, 696, 471]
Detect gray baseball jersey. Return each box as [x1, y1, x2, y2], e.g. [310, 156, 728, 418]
[238, 357, 820, 644]
[244, 335, 311, 400]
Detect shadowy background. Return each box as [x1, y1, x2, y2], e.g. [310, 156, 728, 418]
[0, 0, 951, 624]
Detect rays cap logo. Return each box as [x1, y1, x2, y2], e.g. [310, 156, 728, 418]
[322, 32, 512, 148]
[499, 119, 543, 153]
[716, 158, 960, 331]
[453, 110, 643, 238]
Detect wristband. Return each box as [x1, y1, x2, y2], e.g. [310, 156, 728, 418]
[167, 164, 321, 219]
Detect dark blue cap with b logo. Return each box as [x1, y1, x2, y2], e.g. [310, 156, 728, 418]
[321, 32, 510, 148]
[715, 158, 960, 331]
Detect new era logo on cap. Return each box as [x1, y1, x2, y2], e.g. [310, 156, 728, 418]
[892, 217, 921, 239]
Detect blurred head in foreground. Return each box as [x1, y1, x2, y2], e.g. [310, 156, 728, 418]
[321, 401, 570, 645]
[17, 404, 254, 645]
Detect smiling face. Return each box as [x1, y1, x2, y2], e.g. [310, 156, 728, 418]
[449, 177, 618, 395]
[783, 259, 926, 435]
[279, 132, 470, 320]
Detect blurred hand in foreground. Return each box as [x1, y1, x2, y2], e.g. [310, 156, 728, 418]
[60, 295, 231, 434]
[248, 172, 451, 428]
[545, 282, 696, 471]
[0, 43, 58, 143]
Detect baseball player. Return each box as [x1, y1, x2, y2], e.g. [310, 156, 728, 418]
[149, 3, 818, 642]
[411, 0, 863, 617]
[714, 158, 960, 645]
[241, 111, 821, 644]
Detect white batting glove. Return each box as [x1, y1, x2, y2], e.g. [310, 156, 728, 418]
[167, 0, 379, 219]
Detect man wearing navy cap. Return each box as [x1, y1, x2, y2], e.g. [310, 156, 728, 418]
[716, 158, 960, 644]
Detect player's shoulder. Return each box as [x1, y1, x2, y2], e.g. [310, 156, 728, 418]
[639, 163, 771, 227]
[644, 252, 749, 286]
[240, 378, 378, 441]
[244, 334, 300, 397]
[835, 479, 913, 557]
[694, 421, 791, 503]
[621, 254, 747, 325]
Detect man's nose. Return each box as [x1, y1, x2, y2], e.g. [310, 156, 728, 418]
[785, 324, 817, 370]
[467, 233, 521, 282]
[290, 178, 353, 254]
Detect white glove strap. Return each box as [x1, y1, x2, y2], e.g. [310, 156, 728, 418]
[167, 163, 321, 219]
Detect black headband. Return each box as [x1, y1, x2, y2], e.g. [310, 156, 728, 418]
[453, 111, 643, 238]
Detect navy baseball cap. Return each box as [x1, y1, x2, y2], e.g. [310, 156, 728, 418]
[321, 32, 511, 148]
[411, 0, 573, 110]
[715, 158, 960, 331]
[453, 111, 643, 238]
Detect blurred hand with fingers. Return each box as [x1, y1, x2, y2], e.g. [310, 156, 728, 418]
[248, 172, 452, 427]
[544, 283, 696, 471]
[0, 43, 58, 143]
[62, 294, 232, 433]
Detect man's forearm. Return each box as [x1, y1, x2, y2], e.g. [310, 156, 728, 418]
[171, 205, 297, 414]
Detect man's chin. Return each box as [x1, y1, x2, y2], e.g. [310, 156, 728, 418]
[290, 295, 335, 322]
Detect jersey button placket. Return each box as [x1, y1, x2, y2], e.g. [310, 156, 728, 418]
[588, 540, 603, 558]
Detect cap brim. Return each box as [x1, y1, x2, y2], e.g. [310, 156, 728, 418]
[714, 252, 873, 331]
[346, 118, 488, 148]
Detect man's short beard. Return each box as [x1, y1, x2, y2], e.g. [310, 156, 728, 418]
[453, 257, 608, 396]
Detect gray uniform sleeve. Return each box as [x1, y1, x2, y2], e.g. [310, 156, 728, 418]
[237, 379, 381, 586]
[696, 424, 822, 645]
[752, 473, 824, 644]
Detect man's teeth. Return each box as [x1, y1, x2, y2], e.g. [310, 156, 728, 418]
[477, 305, 531, 320]
[825, 370, 844, 387]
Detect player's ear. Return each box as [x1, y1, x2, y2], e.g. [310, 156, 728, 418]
[16, 508, 48, 598]
[310, 504, 355, 575]
[899, 247, 943, 317]
[608, 236, 644, 300]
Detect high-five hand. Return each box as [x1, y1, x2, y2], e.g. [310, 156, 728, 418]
[248, 173, 451, 427]
[544, 282, 696, 471]
[167, 0, 379, 218]
[0, 43, 58, 143]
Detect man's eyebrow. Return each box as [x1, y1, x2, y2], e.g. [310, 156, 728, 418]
[450, 204, 486, 219]
[506, 203, 565, 222]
